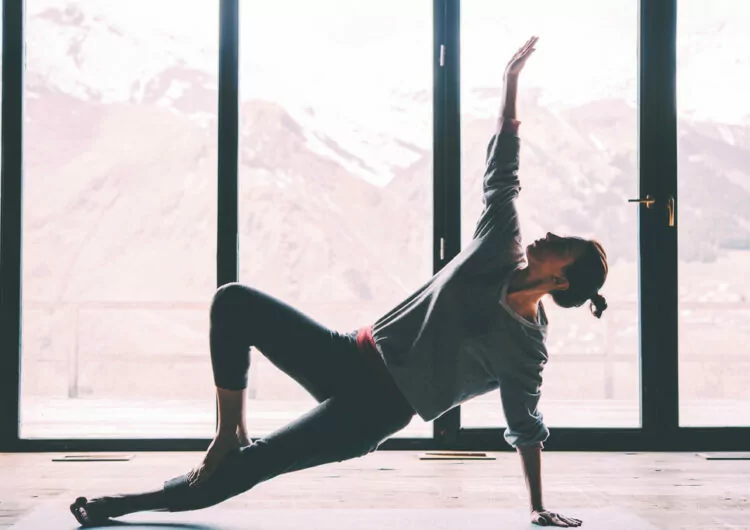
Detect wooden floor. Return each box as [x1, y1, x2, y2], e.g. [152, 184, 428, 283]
[1, 451, 748, 529]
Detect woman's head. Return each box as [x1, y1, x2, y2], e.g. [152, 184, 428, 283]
[526, 233, 609, 318]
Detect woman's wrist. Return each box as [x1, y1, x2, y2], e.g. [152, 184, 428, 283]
[504, 71, 520, 84]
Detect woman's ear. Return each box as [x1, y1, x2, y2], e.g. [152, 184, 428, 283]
[552, 275, 570, 292]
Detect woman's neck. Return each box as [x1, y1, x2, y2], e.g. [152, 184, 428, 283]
[506, 267, 546, 320]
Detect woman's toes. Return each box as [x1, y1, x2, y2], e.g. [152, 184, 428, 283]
[70, 499, 87, 525]
[74, 497, 113, 525]
[71, 497, 103, 527]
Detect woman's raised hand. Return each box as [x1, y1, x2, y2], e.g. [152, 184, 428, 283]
[505, 36, 539, 79]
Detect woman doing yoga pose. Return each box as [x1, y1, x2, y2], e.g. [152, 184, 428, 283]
[71, 36, 603, 528]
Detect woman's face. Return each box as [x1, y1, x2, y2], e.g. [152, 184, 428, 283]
[526, 233, 588, 280]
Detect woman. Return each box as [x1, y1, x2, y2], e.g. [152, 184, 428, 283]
[71, 36, 603, 528]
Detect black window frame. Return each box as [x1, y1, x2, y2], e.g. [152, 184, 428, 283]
[1, 0, 748, 452]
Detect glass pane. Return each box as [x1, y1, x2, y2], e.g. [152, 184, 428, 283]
[238, 1, 433, 437]
[460, 1, 639, 428]
[678, 1, 750, 426]
[20, 1, 218, 438]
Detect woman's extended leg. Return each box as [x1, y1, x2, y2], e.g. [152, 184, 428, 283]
[71, 282, 413, 525]
[165, 385, 415, 513]
[71, 374, 415, 525]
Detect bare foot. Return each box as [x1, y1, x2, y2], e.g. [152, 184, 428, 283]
[70, 496, 114, 527]
[187, 427, 250, 486]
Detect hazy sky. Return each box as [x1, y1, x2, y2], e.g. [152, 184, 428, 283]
[22, 0, 750, 123]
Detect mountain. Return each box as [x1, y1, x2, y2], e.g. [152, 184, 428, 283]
[24, 3, 750, 277]
[15, 1, 750, 404]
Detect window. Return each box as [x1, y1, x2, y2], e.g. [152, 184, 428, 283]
[460, 0, 640, 428]
[238, 0, 433, 438]
[677, 0, 750, 426]
[20, 1, 219, 438]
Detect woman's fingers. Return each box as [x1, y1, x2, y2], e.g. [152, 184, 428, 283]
[522, 38, 538, 57]
[556, 514, 577, 527]
[522, 35, 539, 54]
[512, 36, 539, 64]
[552, 512, 583, 527]
[533, 510, 582, 527]
[549, 513, 571, 527]
[516, 39, 530, 56]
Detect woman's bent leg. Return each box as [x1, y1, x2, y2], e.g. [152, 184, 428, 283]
[194, 283, 366, 483]
[209, 282, 362, 401]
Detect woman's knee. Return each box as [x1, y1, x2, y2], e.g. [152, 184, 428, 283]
[211, 282, 248, 307]
[381, 406, 415, 437]
[210, 283, 255, 322]
[348, 407, 415, 458]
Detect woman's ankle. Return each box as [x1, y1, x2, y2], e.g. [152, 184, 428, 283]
[216, 387, 247, 436]
[105, 490, 168, 515]
[216, 424, 236, 435]
[215, 424, 248, 440]
[236, 425, 250, 445]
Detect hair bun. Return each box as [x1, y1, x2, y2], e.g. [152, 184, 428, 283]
[589, 292, 608, 319]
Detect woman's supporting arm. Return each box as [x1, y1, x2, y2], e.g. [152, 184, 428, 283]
[517, 443, 544, 513]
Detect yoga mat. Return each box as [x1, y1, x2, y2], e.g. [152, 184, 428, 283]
[696, 452, 750, 460]
[419, 452, 496, 460]
[52, 454, 136, 462]
[12, 501, 660, 530]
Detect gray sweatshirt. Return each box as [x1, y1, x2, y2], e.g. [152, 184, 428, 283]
[372, 130, 549, 448]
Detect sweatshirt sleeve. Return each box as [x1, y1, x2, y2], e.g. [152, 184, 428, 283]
[499, 378, 549, 449]
[472, 124, 522, 241]
[483, 120, 521, 204]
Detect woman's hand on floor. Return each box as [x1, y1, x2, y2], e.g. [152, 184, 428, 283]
[531, 509, 583, 527]
[187, 428, 247, 486]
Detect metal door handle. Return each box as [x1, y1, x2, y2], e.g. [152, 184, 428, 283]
[667, 195, 675, 227]
[627, 194, 675, 227]
[627, 194, 656, 209]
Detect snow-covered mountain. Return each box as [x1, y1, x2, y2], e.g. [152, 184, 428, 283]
[16, 0, 750, 405]
[21, 0, 750, 309]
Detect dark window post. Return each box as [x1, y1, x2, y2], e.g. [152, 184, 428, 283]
[638, 0, 678, 444]
[0, 0, 26, 451]
[432, 0, 461, 447]
[217, 0, 240, 288]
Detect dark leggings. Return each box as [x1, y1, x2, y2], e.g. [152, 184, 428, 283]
[163, 283, 415, 512]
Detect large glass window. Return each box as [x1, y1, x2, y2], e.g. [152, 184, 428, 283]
[678, 0, 750, 426]
[20, 1, 218, 438]
[460, 0, 640, 428]
[15, 0, 743, 444]
[239, 1, 433, 437]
